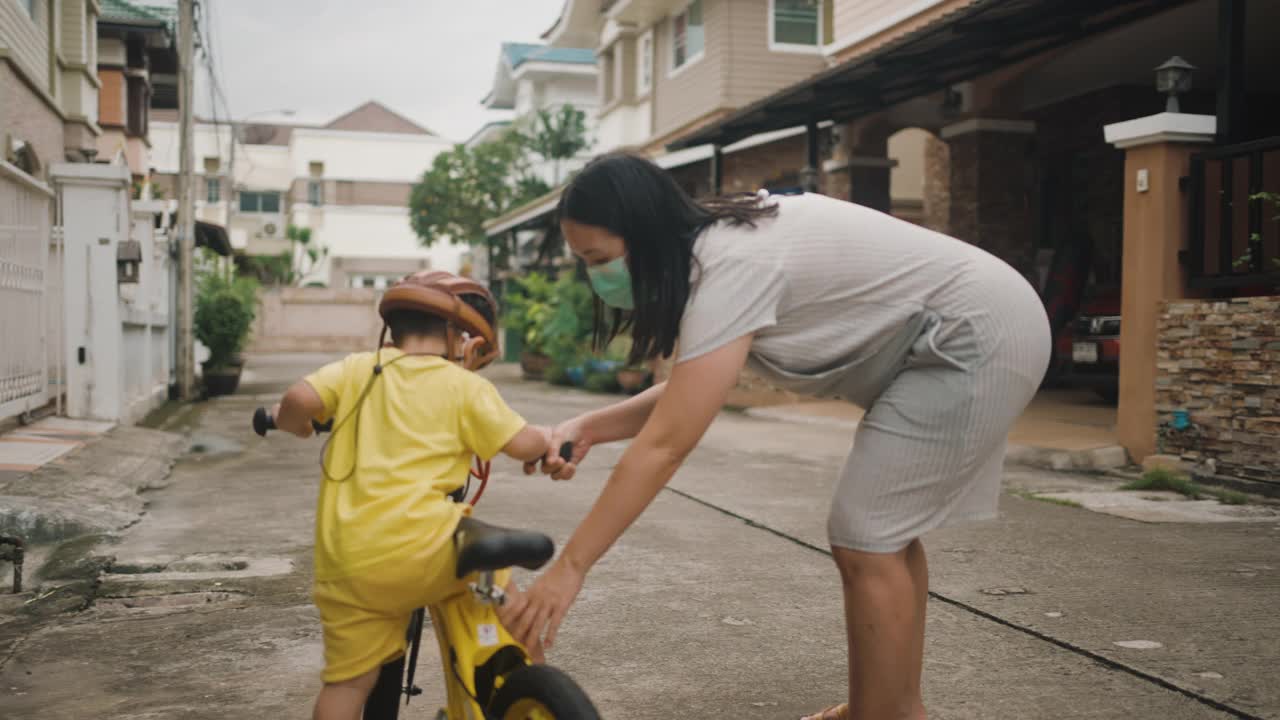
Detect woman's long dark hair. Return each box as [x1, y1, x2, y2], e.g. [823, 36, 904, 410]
[557, 152, 778, 365]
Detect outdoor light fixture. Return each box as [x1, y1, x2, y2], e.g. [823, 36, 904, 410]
[1155, 56, 1195, 113]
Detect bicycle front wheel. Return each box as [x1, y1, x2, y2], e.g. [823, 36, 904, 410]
[488, 664, 600, 720]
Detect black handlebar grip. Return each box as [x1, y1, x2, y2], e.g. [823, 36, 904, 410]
[313, 418, 334, 433]
[252, 407, 276, 437]
[558, 441, 574, 462]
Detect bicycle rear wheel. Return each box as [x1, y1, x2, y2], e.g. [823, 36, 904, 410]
[488, 665, 600, 720]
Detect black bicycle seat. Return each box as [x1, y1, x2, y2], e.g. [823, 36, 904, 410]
[454, 517, 555, 578]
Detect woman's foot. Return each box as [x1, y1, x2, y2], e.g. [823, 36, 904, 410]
[800, 704, 848, 720]
[802, 702, 928, 720]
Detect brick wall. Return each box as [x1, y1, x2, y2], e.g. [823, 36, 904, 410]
[1157, 296, 1280, 481]
[947, 129, 1036, 280]
[1, 63, 64, 179]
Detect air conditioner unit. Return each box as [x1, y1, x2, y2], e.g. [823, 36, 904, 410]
[263, 222, 278, 236]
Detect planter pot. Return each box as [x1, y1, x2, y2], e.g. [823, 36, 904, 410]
[617, 368, 650, 393]
[585, 359, 621, 376]
[520, 351, 551, 380]
[202, 364, 242, 397]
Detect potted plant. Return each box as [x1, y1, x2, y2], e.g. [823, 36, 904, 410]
[503, 273, 556, 379]
[615, 363, 651, 394]
[600, 337, 647, 393]
[195, 271, 259, 396]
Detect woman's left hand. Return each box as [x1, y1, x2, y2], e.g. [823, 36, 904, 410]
[501, 557, 585, 651]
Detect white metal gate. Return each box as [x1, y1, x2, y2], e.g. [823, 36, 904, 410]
[0, 161, 53, 421]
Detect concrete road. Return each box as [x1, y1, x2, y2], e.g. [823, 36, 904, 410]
[1, 355, 1276, 719]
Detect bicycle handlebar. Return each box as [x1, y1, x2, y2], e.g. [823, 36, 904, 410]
[253, 409, 575, 465]
[252, 407, 333, 437]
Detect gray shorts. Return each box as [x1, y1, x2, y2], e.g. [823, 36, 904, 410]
[827, 301, 1051, 553]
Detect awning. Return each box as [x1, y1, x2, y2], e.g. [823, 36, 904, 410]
[669, 0, 1194, 150]
[195, 221, 232, 256]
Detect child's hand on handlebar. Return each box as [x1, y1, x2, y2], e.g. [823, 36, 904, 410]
[523, 420, 589, 481]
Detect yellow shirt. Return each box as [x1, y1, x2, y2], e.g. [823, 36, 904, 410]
[304, 350, 526, 581]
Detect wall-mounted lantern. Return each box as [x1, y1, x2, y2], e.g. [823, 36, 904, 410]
[117, 240, 142, 283]
[1155, 56, 1195, 113]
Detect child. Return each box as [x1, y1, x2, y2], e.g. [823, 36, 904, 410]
[271, 271, 552, 720]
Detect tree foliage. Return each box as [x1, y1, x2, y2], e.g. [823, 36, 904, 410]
[409, 104, 590, 249]
[517, 105, 592, 186]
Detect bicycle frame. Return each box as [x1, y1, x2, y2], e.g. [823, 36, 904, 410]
[367, 461, 533, 720]
[428, 569, 531, 719]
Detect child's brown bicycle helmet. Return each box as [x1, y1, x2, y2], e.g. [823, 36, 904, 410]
[377, 270, 500, 371]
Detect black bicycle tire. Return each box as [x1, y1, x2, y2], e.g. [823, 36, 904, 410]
[488, 664, 601, 720]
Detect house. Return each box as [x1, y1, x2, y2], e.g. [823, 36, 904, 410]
[2, 0, 104, 424]
[483, 1, 937, 248]
[2, 0, 103, 172]
[662, 0, 1279, 474]
[95, 0, 178, 183]
[148, 101, 465, 289]
[483, 41, 598, 187]
[465, 40, 598, 283]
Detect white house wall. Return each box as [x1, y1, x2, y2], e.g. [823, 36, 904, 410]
[289, 130, 452, 182]
[596, 100, 651, 153]
[298, 206, 467, 281]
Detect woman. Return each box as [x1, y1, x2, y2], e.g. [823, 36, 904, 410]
[502, 153, 1050, 720]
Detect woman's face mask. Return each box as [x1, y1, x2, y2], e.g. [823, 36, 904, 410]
[563, 219, 634, 310]
[586, 256, 634, 310]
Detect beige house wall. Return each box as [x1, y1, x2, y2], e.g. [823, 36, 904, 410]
[831, 0, 975, 64]
[249, 287, 383, 353]
[651, 0, 730, 141]
[289, 178, 414, 207]
[0, 63, 63, 178]
[723, 0, 827, 110]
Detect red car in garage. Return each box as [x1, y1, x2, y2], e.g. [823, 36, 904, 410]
[1052, 287, 1121, 403]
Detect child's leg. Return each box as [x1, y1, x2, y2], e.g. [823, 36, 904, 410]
[313, 668, 379, 720]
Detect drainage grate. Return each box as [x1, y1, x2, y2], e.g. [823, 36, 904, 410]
[94, 590, 247, 617]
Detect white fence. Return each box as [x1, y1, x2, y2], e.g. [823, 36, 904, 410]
[0, 161, 54, 421]
[0, 163, 175, 427]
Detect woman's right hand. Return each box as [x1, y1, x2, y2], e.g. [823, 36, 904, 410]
[525, 417, 591, 480]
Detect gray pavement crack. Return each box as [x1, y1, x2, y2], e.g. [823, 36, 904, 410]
[0, 629, 30, 674]
[661, 485, 1264, 720]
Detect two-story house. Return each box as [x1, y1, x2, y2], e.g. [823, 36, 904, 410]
[95, 0, 177, 183]
[665, 0, 1280, 471]
[482, 42, 598, 188]
[149, 101, 464, 289]
[2, 0, 104, 176]
[485, 1, 933, 243]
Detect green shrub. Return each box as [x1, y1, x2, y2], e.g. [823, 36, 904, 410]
[195, 271, 259, 370]
[584, 371, 620, 394]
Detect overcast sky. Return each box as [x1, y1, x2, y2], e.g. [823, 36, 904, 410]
[194, 0, 566, 141]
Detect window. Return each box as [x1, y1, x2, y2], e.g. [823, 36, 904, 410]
[771, 0, 820, 48]
[637, 30, 653, 94]
[671, 0, 704, 72]
[206, 178, 221, 203]
[239, 191, 281, 213]
[126, 76, 149, 137]
[307, 180, 323, 206]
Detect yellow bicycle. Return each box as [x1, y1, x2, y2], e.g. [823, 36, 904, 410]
[253, 408, 600, 720]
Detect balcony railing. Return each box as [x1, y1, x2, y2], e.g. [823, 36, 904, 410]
[1187, 136, 1280, 290]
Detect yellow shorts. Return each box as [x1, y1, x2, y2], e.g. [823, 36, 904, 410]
[313, 544, 510, 684]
